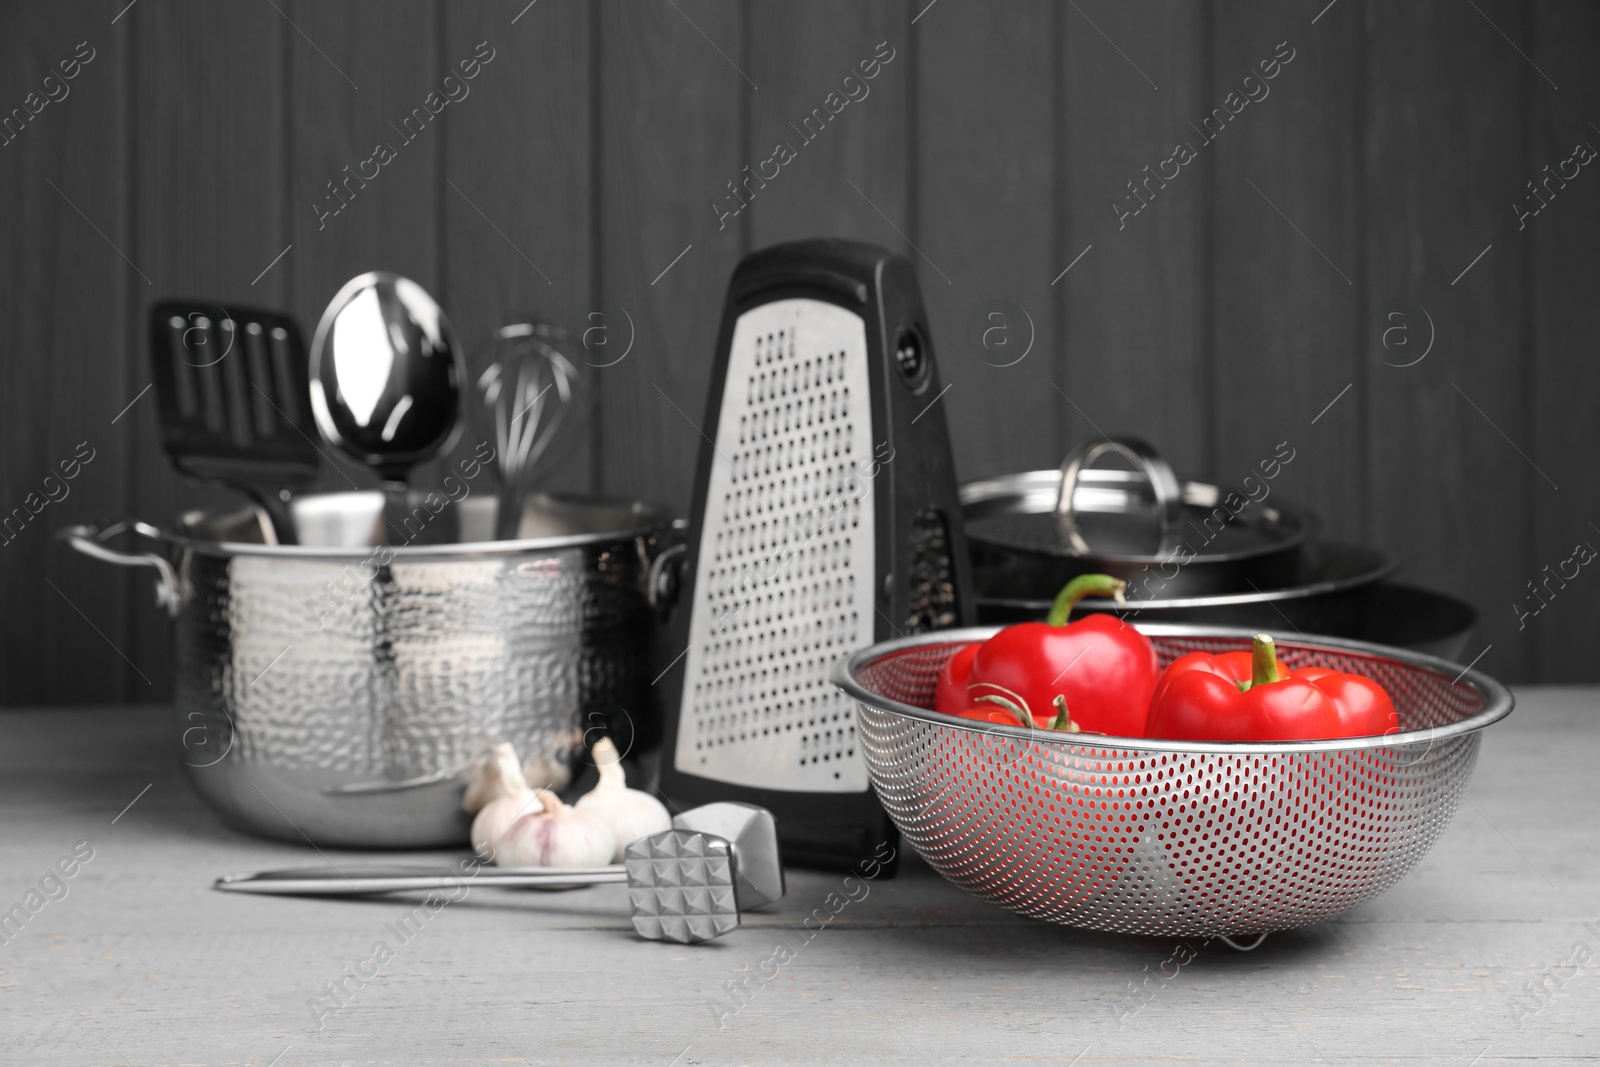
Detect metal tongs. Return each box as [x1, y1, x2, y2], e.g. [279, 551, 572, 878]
[215, 802, 784, 944]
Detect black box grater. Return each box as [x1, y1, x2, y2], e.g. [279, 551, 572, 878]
[657, 239, 975, 872]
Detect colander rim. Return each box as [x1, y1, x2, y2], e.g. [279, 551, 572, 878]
[830, 622, 1514, 755]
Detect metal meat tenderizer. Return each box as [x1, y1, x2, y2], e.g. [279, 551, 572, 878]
[213, 802, 784, 945]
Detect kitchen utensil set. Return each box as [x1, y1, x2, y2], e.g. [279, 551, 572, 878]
[84, 238, 1506, 946]
[153, 275, 569, 547]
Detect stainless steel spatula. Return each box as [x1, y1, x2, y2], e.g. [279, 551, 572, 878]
[149, 301, 320, 544]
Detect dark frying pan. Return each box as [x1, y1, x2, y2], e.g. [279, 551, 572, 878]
[974, 570, 1475, 661]
[975, 540, 1395, 632]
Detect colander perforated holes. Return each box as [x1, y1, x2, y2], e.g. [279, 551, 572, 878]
[848, 633, 1497, 936]
[675, 300, 875, 792]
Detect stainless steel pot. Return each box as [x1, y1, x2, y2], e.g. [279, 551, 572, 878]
[963, 437, 1317, 600]
[60, 491, 676, 848]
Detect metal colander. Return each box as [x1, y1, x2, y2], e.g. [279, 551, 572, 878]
[832, 624, 1513, 937]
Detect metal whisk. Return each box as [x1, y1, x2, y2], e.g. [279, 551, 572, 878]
[471, 321, 586, 539]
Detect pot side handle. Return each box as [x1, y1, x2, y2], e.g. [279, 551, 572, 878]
[57, 521, 182, 617]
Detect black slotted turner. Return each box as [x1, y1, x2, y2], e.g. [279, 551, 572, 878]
[149, 301, 320, 544]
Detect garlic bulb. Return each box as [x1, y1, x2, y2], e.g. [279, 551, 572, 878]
[467, 743, 541, 862]
[473, 791, 544, 864]
[497, 790, 616, 868]
[462, 755, 496, 815]
[523, 752, 572, 794]
[575, 737, 671, 861]
[463, 742, 524, 814]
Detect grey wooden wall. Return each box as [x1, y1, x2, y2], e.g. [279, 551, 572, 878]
[2, 0, 1595, 704]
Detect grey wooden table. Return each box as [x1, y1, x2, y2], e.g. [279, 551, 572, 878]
[1, 692, 1595, 1066]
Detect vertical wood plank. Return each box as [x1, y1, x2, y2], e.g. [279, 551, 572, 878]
[285, 0, 442, 494]
[596, 0, 745, 514]
[128, 0, 289, 699]
[0, 6, 133, 704]
[1527, 1, 1599, 681]
[745, 1, 909, 253]
[1365, 0, 1531, 680]
[918, 0, 1059, 482]
[6, 1, 1592, 703]
[442, 0, 595, 495]
[1062, 0, 1210, 475]
[1212, 8, 1366, 542]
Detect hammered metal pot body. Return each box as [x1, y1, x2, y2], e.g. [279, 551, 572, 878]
[50, 490, 670, 849]
[835, 625, 1512, 938]
[173, 541, 655, 847]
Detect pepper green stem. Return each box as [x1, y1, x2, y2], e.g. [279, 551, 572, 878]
[1251, 633, 1279, 688]
[1045, 573, 1128, 626]
[975, 693, 1035, 730]
[1050, 695, 1082, 733]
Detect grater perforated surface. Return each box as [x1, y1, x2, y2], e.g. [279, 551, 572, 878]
[835, 626, 1512, 936]
[676, 299, 875, 792]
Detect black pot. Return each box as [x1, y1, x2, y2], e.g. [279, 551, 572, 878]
[962, 438, 1317, 601]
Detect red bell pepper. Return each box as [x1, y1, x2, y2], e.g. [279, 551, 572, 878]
[939, 574, 1158, 736]
[934, 642, 981, 718]
[1144, 633, 1400, 742]
[956, 694, 1083, 732]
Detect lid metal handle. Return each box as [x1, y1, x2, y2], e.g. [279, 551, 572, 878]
[1054, 437, 1183, 558]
